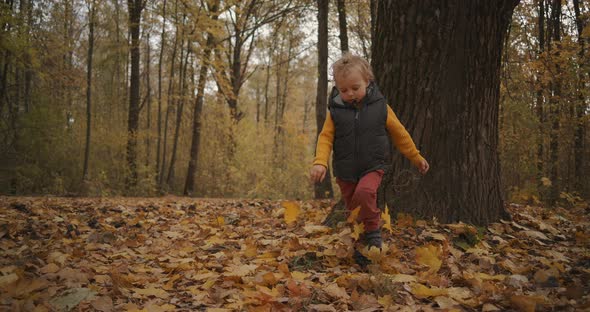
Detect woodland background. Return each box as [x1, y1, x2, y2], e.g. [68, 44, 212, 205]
[0, 0, 588, 206]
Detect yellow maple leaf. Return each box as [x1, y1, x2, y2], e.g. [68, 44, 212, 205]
[410, 283, 448, 298]
[381, 205, 393, 233]
[216, 216, 225, 227]
[282, 201, 300, 225]
[378, 295, 394, 309]
[351, 222, 365, 241]
[243, 240, 258, 258]
[415, 244, 443, 274]
[347, 206, 361, 224]
[365, 244, 386, 264]
[132, 286, 169, 299]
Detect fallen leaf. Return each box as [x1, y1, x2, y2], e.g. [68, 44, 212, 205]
[0, 273, 19, 289]
[510, 295, 545, 312]
[40, 263, 60, 274]
[434, 296, 459, 309]
[410, 283, 447, 298]
[385, 274, 417, 283]
[308, 304, 337, 312]
[283, 201, 300, 225]
[415, 244, 442, 274]
[303, 225, 331, 234]
[90, 296, 113, 312]
[50, 288, 97, 311]
[381, 205, 393, 233]
[224, 264, 258, 277]
[351, 222, 365, 241]
[324, 283, 350, 300]
[347, 206, 361, 224]
[132, 286, 169, 299]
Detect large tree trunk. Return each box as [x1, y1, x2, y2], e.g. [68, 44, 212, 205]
[314, 0, 334, 199]
[126, 0, 143, 191]
[372, 0, 518, 225]
[83, 0, 96, 182]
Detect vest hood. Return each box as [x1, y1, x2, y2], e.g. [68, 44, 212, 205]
[329, 81, 385, 108]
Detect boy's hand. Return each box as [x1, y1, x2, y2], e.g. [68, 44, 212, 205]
[418, 159, 430, 175]
[310, 165, 327, 183]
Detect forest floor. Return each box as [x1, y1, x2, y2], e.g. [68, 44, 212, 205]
[0, 196, 588, 311]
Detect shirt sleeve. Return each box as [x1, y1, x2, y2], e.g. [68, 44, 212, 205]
[313, 111, 334, 168]
[386, 105, 425, 167]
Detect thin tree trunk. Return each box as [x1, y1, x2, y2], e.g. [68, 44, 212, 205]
[336, 0, 349, 53]
[536, 0, 545, 194]
[314, 0, 334, 199]
[573, 0, 587, 195]
[167, 19, 190, 187]
[125, 0, 143, 190]
[23, 0, 31, 113]
[159, 1, 179, 188]
[548, 0, 561, 205]
[145, 32, 152, 169]
[185, 0, 219, 195]
[264, 62, 271, 124]
[156, 0, 167, 187]
[83, 0, 96, 182]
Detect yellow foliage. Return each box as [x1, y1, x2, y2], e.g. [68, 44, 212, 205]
[347, 206, 361, 224]
[381, 205, 393, 233]
[282, 201, 300, 225]
[415, 244, 443, 274]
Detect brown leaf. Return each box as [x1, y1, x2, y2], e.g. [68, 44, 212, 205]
[90, 296, 113, 312]
[324, 283, 350, 300]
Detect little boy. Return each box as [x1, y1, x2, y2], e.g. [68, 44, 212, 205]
[310, 53, 429, 266]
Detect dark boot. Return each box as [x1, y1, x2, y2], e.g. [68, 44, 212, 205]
[353, 230, 382, 268]
[364, 230, 382, 249]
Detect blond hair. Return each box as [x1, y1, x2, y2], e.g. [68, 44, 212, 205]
[331, 53, 375, 82]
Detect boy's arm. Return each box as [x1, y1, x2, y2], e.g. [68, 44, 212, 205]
[386, 105, 425, 167]
[313, 111, 335, 168]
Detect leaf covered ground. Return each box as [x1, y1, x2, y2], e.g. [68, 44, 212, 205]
[0, 196, 588, 311]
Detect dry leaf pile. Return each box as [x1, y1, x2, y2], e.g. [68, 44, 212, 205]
[0, 196, 588, 311]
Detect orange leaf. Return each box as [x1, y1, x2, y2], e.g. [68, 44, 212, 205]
[283, 201, 300, 225]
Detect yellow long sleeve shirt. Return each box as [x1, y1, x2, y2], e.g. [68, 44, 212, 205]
[313, 105, 425, 169]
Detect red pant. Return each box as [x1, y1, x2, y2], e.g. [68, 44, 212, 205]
[336, 170, 384, 232]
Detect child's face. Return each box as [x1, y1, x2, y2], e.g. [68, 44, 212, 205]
[334, 68, 369, 105]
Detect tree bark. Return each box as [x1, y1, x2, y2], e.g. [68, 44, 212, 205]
[536, 0, 545, 189]
[145, 32, 152, 169]
[573, 0, 587, 196]
[372, 0, 519, 225]
[314, 0, 334, 199]
[167, 17, 190, 187]
[159, 0, 179, 189]
[548, 0, 561, 204]
[126, 0, 143, 191]
[83, 0, 96, 182]
[156, 0, 167, 187]
[336, 0, 349, 53]
[185, 0, 219, 195]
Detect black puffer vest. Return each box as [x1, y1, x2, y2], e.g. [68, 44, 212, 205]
[330, 82, 390, 182]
